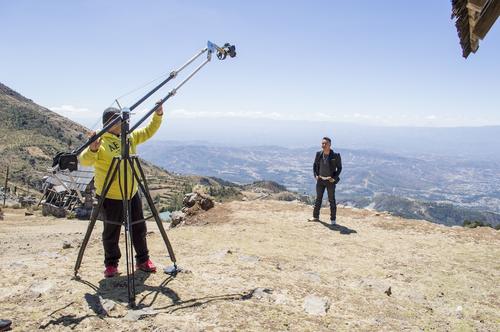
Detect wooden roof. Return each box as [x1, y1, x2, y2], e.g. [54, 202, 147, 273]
[451, 0, 500, 57]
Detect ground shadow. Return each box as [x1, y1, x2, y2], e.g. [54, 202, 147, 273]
[74, 271, 180, 308]
[317, 220, 357, 234]
[74, 273, 258, 316]
[39, 313, 97, 330]
[153, 288, 259, 314]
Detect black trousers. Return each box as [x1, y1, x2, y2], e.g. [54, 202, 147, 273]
[101, 193, 149, 267]
[313, 179, 337, 220]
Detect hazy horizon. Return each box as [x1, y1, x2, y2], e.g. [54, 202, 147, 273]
[1, 1, 499, 130]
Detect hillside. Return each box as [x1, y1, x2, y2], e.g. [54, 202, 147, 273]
[0, 83, 88, 188]
[0, 200, 498, 331]
[0, 83, 241, 210]
[346, 194, 500, 228]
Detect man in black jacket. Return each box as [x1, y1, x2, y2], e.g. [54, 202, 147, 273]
[309, 137, 342, 225]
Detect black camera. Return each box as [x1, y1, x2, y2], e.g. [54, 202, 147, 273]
[217, 43, 237, 60]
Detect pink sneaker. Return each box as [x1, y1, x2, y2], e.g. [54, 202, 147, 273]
[136, 259, 157, 273]
[104, 265, 118, 278]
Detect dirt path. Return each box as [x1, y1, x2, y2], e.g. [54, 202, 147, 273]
[0, 201, 499, 331]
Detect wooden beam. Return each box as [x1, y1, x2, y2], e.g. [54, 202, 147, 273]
[3, 166, 9, 208]
[474, 0, 500, 39]
[469, 0, 487, 7]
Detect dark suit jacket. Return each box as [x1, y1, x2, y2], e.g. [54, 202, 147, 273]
[313, 150, 342, 184]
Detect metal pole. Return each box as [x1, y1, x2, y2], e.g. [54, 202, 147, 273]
[129, 58, 211, 133]
[129, 48, 207, 112]
[120, 108, 136, 307]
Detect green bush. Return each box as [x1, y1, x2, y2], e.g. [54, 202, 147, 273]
[463, 220, 492, 229]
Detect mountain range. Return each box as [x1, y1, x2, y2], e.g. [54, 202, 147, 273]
[140, 141, 500, 227]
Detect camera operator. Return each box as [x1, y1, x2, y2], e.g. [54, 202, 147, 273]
[79, 103, 164, 278]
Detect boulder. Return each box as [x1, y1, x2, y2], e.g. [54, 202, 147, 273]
[29, 281, 54, 298]
[303, 295, 330, 316]
[42, 203, 67, 218]
[170, 211, 186, 228]
[182, 192, 214, 211]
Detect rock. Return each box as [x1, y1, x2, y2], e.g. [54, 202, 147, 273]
[124, 307, 157, 321]
[42, 203, 67, 218]
[183, 193, 197, 208]
[273, 293, 289, 305]
[304, 271, 321, 283]
[384, 286, 392, 296]
[199, 197, 214, 211]
[212, 249, 233, 260]
[170, 211, 186, 228]
[239, 254, 259, 264]
[25, 211, 34, 216]
[182, 192, 214, 211]
[62, 241, 73, 249]
[29, 281, 54, 298]
[252, 287, 273, 300]
[9, 261, 28, 269]
[99, 296, 116, 314]
[456, 305, 463, 319]
[303, 295, 330, 316]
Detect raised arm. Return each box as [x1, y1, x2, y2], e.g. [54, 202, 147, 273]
[79, 133, 101, 166]
[79, 147, 99, 166]
[130, 104, 163, 145]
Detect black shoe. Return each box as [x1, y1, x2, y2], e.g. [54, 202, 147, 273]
[0, 319, 12, 331]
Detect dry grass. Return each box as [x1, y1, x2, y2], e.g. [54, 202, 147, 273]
[0, 200, 498, 331]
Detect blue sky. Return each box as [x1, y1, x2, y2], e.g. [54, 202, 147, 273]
[1, 0, 499, 131]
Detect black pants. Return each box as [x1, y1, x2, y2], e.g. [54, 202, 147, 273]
[101, 193, 149, 267]
[313, 179, 337, 220]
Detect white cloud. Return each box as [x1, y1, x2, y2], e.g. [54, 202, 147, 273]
[50, 104, 92, 114]
[50, 105, 101, 128]
[165, 109, 499, 127]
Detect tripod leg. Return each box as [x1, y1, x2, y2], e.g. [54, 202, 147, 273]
[74, 158, 120, 276]
[131, 157, 177, 265]
[118, 157, 136, 307]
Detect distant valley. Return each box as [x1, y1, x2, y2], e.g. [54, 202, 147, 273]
[141, 141, 500, 226]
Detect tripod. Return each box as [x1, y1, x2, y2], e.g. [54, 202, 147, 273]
[73, 109, 178, 307]
[51, 41, 236, 307]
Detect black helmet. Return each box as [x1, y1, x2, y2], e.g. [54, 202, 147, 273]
[102, 107, 121, 126]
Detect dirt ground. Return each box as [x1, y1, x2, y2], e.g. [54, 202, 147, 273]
[0, 201, 499, 331]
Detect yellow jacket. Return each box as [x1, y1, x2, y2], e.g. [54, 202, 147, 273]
[79, 113, 163, 200]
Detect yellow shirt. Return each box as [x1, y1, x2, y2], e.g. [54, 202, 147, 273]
[79, 113, 162, 200]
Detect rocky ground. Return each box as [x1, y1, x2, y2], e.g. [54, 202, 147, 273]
[0, 200, 499, 331]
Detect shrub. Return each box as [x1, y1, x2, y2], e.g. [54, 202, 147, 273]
[463, 220, 492, 228]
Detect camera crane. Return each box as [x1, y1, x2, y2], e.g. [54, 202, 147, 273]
[52, 41, 236, 307]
